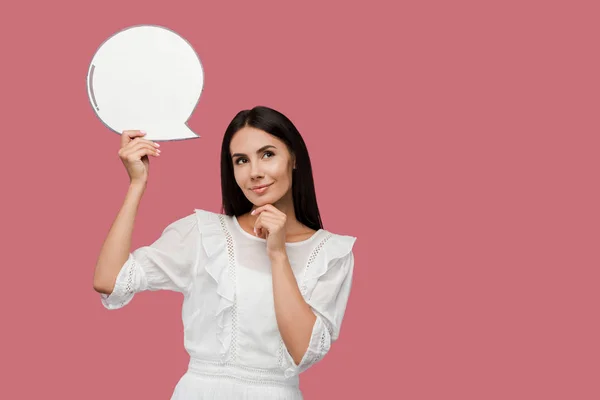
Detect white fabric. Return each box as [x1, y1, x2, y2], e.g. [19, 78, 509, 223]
[101, 208, 356, 399]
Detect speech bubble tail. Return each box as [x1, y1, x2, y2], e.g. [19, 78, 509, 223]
[173, 124, 200, 140]
[145, 124, 200, 142]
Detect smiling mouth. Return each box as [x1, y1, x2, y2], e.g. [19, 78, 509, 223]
[251, 183, 272, 193]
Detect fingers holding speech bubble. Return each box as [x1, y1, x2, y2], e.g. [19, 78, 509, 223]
[87, 25, 204, 141]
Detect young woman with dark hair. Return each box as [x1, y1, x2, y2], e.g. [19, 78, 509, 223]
[93, 106, 357, 399]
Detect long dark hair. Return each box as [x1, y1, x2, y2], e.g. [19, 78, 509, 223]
[219, 106, 323, 231]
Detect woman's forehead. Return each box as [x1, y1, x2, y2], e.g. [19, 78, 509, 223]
[231, 127, 286, 151]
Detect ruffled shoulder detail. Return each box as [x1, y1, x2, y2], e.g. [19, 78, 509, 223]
[193, 209, 237, 361]
[300, 232, 357, 300]
[194, 209, 227, 259]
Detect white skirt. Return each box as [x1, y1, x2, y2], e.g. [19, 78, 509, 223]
[171, 359, 304, 400]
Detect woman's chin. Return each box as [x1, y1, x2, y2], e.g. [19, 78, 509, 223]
[254, 197, 273, 206]
[250, 194, 281, 206]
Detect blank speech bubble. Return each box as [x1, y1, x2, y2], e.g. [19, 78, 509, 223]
[86, 25, 204, 141]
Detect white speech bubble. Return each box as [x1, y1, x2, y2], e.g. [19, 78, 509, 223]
[87, 25, 203, 141]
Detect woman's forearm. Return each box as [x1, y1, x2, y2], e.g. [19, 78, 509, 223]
[270, 251, 317, 365]
[93, 183, 146, 294]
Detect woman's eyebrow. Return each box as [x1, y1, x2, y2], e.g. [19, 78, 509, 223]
[231, 145, 277, 158]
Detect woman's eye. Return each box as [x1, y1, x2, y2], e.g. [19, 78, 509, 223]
[235, 152, 273, 165]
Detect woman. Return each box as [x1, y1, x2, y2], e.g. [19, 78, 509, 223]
[93, 106, 357, 399]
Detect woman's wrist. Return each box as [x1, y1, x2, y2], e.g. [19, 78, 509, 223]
[129, 181, 147, 193]
[268, 249, 288, 263]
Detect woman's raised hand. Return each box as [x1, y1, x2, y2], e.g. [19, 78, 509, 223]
[118, 130, 161, 186]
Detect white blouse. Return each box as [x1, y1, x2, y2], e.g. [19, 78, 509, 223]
[100, 208, 357, 400]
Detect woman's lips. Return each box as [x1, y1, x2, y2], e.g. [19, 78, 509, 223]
[251, 183, 272, 194]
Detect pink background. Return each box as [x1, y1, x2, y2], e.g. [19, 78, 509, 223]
[2, 0, 599, 399]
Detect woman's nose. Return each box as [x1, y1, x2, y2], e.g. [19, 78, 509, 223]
[250, 162, 263, 178]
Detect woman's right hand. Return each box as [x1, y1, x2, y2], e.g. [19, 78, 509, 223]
[118, 130, 161, 186]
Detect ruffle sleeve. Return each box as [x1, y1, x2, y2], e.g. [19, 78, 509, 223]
[193, 209, 236, 362]
[284, 234, 357, 377]
[100, 212, 200, 310]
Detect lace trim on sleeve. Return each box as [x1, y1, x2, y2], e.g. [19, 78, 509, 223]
[283, 314, 332, 377]
[100, 254, 144, 310]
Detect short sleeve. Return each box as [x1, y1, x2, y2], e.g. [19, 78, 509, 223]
[284, 236, 356, 377]
[100, 212, 200, 310]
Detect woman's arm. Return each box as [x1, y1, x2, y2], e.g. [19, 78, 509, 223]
[270, 250, 317, 365]
[93, 182, 145, 294]
[94, 129, 160, 295]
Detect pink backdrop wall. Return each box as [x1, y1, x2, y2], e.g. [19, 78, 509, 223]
[2, 0, 598, 399]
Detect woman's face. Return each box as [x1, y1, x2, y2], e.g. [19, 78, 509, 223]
[230, 126, 295, 207]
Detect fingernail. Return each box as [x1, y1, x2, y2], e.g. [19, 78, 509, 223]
[154, 142, 160, 147]
[253, 228, 257, 235]
[251, 210, 255, 215]
[141, 130, 146, 134]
